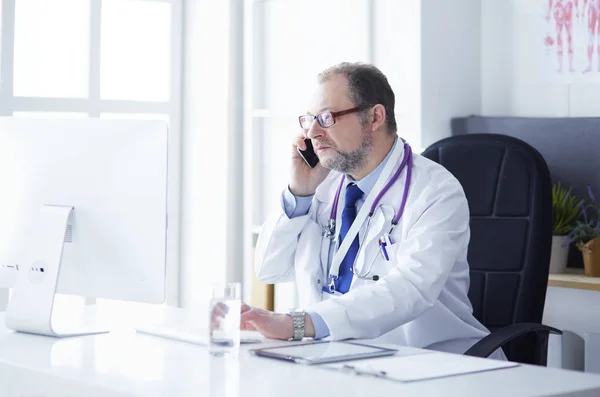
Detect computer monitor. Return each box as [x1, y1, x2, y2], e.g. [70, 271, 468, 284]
[0, 117, 168, 337]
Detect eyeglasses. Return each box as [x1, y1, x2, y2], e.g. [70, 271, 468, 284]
[298, 105, 373, 130]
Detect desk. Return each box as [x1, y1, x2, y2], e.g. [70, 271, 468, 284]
[1, 307, 600, 397]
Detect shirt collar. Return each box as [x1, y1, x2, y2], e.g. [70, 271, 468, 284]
[347, 136, 399, 196]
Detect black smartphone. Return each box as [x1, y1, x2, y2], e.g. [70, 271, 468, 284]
[297, 138, 319, 168]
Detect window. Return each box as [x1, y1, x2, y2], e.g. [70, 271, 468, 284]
[13, 0, 89, 98]
[0, 0, 182, 308]
[100, 0, 171, 101]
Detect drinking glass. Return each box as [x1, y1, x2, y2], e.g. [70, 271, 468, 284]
[209, 282, 241, 356]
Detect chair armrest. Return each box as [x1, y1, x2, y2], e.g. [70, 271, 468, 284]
[464, 323, 562, 358]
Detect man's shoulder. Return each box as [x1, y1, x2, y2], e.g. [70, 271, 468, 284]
[413, 151, 451, 175]
[413, 153, 464, 190]
[409, 152, 468, 207]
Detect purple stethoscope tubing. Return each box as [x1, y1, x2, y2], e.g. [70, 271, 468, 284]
[329, 142, 412, 231]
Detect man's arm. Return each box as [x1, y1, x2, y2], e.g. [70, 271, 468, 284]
[254, 185, 317, 284]
[240, 304, 317, 340]
[307, 311, 330, 339]
[247, 189, 331, 339]
[282, 186, 313, 218]
[255, 132, 330, 284]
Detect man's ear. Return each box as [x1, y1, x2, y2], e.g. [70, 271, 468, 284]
[370, 104, 386, 132]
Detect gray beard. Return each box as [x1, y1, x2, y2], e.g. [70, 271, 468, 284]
[325, 129, 373, 175]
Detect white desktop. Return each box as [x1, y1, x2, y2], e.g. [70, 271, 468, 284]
[0, 117, 168, 337]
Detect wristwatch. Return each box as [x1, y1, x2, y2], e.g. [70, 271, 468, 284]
[289, 311, 305, 341]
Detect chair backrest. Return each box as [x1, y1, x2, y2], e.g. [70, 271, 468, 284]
[421, 133, 553, 364]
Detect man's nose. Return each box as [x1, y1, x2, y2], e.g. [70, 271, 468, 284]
[306, 120, 325, 140]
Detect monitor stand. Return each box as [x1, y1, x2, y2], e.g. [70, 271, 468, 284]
[5, 205, 109, 337]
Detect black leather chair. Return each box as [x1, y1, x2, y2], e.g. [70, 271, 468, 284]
[421, 133, 561, 365]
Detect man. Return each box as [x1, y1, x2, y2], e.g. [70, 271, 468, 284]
[241, 62, 504, 359]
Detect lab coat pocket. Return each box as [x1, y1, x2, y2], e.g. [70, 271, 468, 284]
[359, 233, 404, 283]
[355, 210, 386, 269]
[382, 234, 398, 265]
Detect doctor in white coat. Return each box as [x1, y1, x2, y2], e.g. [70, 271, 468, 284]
[241, 62, 505, 359]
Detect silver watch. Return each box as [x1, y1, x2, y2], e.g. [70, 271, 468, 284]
[289, 311, 305, 341]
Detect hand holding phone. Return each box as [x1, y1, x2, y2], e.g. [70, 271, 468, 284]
[290, 136, 330, 197]
[297, 138, 319, 168]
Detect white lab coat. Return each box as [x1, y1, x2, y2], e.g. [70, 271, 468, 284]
[255, 146, 505, 359]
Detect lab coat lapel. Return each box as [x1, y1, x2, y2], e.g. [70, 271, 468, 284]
[314, 172, 344, 279]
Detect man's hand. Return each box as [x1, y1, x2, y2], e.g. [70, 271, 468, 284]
[240, 303, 315, 340]
[210, 301, 229, 333]
[289, 133, 330, 197]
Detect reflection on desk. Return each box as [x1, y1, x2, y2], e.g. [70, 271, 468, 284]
[0, 306, 600, 397]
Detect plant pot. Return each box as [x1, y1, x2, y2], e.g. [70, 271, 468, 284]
[549, 235, 570, 273]
[578, 236, 600, 277]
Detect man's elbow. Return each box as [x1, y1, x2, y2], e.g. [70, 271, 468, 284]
[255, 255, 295, 284]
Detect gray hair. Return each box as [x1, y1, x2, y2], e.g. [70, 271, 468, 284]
[317, 62, 397, 135]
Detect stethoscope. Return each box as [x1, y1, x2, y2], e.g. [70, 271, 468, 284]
[323, 142, 413, 292]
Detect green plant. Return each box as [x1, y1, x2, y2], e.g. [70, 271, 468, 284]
[553, 183, 583, 235]
[569, 186, 600, 247]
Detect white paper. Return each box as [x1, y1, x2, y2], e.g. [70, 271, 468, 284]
[322, 352, 519, 382]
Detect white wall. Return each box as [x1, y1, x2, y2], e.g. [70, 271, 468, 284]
[420, 0, 482, 148]
[373, 0, 421, 148]
[482, 0, 600, 117]
[373, 0, 482, 150]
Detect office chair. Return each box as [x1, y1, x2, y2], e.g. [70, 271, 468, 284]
[421, 133, 561, 365]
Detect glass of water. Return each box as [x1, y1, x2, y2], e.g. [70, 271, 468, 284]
[209, 282, 241, 356]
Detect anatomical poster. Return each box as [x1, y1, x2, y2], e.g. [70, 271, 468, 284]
[543, 0, 600, 82]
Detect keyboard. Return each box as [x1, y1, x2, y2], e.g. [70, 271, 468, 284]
[135, 323, 264, 346]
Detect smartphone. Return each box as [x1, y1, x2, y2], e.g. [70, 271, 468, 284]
[297, 138, 319, 168]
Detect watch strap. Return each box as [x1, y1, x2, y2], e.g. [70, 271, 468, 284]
[290, 311, 305, 341]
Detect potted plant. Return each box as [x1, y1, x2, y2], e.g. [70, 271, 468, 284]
[570, 187, 600, 277]
[550, 183, 582, 273]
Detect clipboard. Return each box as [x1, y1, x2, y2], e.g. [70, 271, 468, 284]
[321, 352, 520, 382]
[248, 341, 398, 365]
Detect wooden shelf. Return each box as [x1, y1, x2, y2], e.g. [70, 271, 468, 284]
[548, 269, 600, 292]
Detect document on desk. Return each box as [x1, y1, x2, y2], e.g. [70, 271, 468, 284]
[322, 352, 519, 382]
